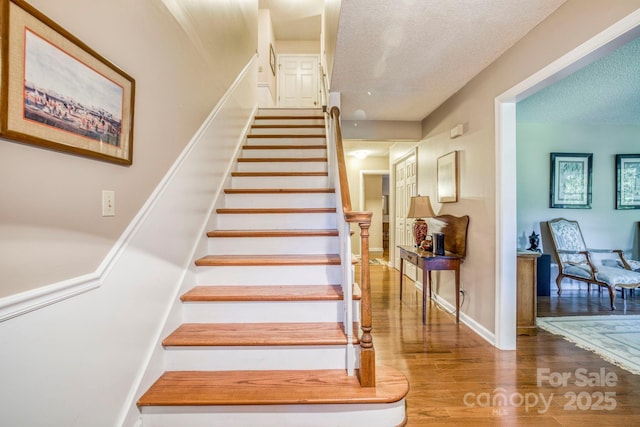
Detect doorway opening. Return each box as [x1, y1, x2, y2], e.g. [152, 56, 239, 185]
[495, 12, 640, 350]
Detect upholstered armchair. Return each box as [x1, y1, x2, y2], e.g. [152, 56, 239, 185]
[546, 218, 640, 310]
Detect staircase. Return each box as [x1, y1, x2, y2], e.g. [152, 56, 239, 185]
[137, 108, 409, 427]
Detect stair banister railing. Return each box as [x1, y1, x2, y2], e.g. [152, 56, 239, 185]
[325, 104, 376, 388]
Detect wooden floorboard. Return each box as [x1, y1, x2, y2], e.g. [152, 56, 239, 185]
[364, 261, 640, 426]
[137, 366, 409, 407]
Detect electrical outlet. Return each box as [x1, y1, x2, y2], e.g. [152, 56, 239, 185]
[102, 190, 115, 217]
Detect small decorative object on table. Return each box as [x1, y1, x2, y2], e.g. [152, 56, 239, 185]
[433, 232, 445, 255]
[527, 231, 541, 252]
[407, 195, 436, 247]
[421, 236, 433, 251]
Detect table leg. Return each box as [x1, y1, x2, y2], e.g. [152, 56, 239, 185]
[399, 258, 404, 300]
[422, 266, 429, 325]
[455, 262, 460, 324]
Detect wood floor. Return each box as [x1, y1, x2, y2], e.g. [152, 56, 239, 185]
[363, 263, 640, 426]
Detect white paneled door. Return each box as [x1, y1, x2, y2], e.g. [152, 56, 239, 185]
[394, 152, 417, 281]
[278, 55, 320, 108]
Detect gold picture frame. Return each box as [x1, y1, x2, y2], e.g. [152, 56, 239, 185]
[0, 0, 135, 165]
[437, 151, 458, 203]
[269, 43, 276, 76]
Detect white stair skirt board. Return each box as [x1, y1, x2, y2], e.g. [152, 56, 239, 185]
[236, 160, 328, 173]
[196, 265, 343, 285]
[140, 401, 406, 427]
[216, 212, 336, 229]
[207, 236, 339, 255]
[223, 192, 334, 208]
[245, 136, 326, 146]
[230, 175, 329, 188]
[182, 300, 347, 323]
[240, 148, 327, 158]
[164, 345, 358, 371]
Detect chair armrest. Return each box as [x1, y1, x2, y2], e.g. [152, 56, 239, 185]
[558, 250, 599, 277]
[587, 248, 617, 254]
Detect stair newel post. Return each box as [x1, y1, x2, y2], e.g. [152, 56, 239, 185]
[355, 212, 375, 387]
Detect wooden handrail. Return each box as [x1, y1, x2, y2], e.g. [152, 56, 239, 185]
[329, 106, 375, 387]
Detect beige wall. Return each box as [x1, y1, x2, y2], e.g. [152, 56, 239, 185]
[346, 155, 389, 254]
[417, 0, 640, 332]
[0, 0, 258, 297]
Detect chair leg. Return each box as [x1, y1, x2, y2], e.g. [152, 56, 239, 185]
[556, 275, 563, 296]
[607, 286, 616, 310]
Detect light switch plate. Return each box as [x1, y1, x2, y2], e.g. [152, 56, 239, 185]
[102, 190, 115, 217]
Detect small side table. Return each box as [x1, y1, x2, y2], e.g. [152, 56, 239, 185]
[517, 251, 540, 336]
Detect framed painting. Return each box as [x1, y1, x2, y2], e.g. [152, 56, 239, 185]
[437, 150, 458, 203]
[616, 154, 640, 209]
[0, 0, 135, 165]
[269, 43, 276, 76]
[550, 153, 592, 209]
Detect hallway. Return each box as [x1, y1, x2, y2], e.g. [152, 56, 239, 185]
[364, 263, 640, 426]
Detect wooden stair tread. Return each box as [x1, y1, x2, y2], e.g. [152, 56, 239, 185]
[255, 115, 324, 120]
[195, 254, 344, 266]
[246, 134, 325, 139]
[230, 171, 328, 177]
[137, 365, 409, 407]
[224, 188, 334, 194]
[251, 124, 325, 129]
[242, 144, 326, 149]
[216, 207, 336, 214]
[181, 285, 346, 302]
[163, 322, 357, 347]
[207, 229, 338, 238]
[237, 157, 327, 162]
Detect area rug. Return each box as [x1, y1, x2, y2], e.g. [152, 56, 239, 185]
[354, 257, 389, 266]
[537, 315, 640, 374]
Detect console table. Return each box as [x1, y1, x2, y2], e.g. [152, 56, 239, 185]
[398, 245, 462, 324]
[397, 214, 469, 325]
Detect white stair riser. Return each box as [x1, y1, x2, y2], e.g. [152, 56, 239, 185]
[231, 176, 328, 189]
[140, 401, 406, 427]
[142, 399, 406, 427]
[241, 148, 326, 158]
[207, 236, 339, 255]
[250, 127, 325, 136]
[196, 265, 343, 285]
[224, 192, 334, 208]
[253, 118, 324, 126]
[216, 213, 336, 229]
[236, 161, 327, 173]
[182, 300, 349, 323]
[164, 345, 356, 372]
[245, 137, 326, 146]
[258, 108, 323, 116]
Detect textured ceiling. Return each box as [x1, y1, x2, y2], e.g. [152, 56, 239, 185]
[330, 0, 566, 122]
[517, 35, 640, 125]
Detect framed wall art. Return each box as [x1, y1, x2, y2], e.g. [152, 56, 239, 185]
[0, 0, 135, 165]
[269, 43, 276, 76]
[437, 150, 458, 203]
[616, 154, 640, 209]
[549, 153, 592, 209]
